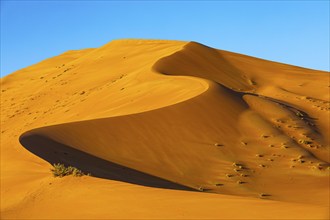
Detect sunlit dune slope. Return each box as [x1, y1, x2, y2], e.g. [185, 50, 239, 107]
[1, 39, 329, 219]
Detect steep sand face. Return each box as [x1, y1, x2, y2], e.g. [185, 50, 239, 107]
[1, 39, 329, 219]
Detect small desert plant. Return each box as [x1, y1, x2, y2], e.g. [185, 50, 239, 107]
[295, 111, 304, 118]
[51, 163, 86, 177]
[248, 79, 257, 85]
[298, 139, 312, 145]
[197, 186, 204, 192]
[232, 162, 244, 167]
[298, 159, 305, 163]
[259, 193, 271, 198]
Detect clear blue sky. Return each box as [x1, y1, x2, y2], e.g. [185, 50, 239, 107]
[1, 1, 329, 77]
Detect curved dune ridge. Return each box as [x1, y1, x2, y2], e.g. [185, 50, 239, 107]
[1, 39, 329, 219]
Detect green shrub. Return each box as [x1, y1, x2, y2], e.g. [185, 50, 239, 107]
[51, 163, 86, 177]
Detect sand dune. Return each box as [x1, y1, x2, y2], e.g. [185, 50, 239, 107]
[1, 39, 329, 219]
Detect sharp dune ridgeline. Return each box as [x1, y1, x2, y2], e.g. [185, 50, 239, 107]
[1, 39, 329, 219]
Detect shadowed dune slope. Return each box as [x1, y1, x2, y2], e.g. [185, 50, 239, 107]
[1, 39, 329, 219]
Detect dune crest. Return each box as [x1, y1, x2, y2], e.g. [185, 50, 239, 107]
[1, 39, 329, 219]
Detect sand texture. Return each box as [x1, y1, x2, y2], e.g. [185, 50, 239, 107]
[1, 39, 329, 219]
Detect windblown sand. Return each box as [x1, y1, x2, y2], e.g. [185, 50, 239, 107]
[1, 39, 329, 219]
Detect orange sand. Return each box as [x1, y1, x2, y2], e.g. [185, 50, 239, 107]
[1, 39, 329, 219]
